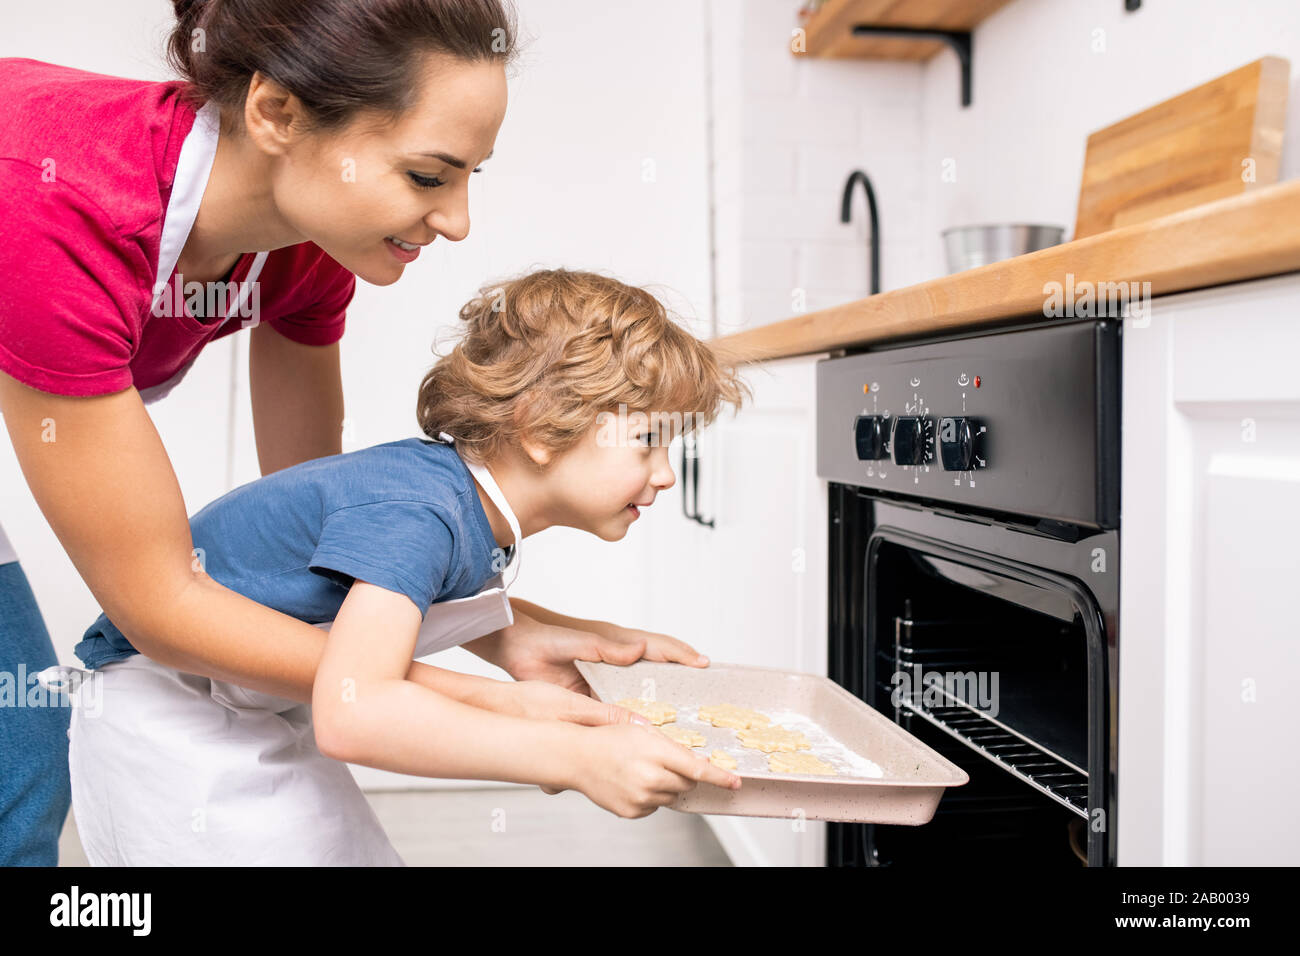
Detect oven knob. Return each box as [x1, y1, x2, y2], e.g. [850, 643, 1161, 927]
[853, 415, 888, 460]
[891, 416, 932, 466]
[939, 417, 985, 471]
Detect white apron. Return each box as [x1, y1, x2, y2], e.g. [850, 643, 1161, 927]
[56, 433, 522, 866]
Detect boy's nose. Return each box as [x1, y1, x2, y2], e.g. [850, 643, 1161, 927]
[653, 448, 676, 490]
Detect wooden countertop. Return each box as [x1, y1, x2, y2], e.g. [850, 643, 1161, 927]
[710, 179, 1300, 363]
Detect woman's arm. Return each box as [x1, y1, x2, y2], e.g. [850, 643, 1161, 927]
[460, 598, 709, 694]
[506, 596, 618, 638]
[1, 370, 448, 704]
[247, 323, 345, 475]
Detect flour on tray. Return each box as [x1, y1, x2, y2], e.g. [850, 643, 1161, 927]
[681, 705, 884, 779]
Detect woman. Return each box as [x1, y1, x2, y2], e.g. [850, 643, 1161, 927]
[0, 0, 705, 866]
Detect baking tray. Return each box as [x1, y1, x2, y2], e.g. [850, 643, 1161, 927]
[575, 660, 970, 824]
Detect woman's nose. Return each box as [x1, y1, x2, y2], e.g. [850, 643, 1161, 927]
[427, 190, 471, 243]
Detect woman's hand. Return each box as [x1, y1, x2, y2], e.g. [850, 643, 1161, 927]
[490, 679, 650, 728]
[599, 622, 710, 669]
[473, 615, 710, 697]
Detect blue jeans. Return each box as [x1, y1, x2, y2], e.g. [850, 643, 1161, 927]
[0, 560, 70, 866]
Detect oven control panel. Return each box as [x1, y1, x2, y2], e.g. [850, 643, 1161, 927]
[816, 320, 1118, 528]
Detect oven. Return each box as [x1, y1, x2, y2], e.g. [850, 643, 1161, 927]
[817, 318, 1120, 867]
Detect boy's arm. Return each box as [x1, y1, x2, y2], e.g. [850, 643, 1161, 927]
[312, 579, 586, 784]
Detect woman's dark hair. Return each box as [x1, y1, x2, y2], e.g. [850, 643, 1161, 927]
[166, 0, 518, 135]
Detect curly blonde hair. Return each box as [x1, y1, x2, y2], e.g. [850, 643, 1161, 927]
[416, 268, 752, 467]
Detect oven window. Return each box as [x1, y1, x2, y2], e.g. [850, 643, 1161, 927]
[855, 538, 1100, 866]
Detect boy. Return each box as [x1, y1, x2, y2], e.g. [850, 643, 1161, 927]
[67, 268, 752, 865]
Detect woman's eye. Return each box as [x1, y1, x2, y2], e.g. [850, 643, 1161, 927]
[407, 171, 445, 190]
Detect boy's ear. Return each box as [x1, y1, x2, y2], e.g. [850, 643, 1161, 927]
[512, 394, 552, 467]
[519, 432, 551, 468]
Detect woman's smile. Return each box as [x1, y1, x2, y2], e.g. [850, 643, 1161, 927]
[384, 235, 423, 262]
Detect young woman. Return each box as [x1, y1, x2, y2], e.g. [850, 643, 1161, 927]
[0, 0, 705, 866]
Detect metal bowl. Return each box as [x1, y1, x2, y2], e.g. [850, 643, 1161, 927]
[942, 223, 1066, 274]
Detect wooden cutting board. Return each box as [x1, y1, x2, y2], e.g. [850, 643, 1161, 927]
[1074, 56, 1289, 240]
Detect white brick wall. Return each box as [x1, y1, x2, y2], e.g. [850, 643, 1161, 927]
[708, 0, 926, 335]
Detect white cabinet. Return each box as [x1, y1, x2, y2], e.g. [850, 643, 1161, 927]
[645, 352, 830, 866]
[1119, 273, 1300, 865]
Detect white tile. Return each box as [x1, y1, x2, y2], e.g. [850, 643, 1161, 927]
[798, 58, 923, 105]
[741, 193, 853, 241]
[742, 94, 860, 146]
[738, 239, 798, 291]
[796, 239, 872, 293]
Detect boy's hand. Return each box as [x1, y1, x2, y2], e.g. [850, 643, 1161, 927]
[486, 680, 654, 796]
[565, 723, 742, 817]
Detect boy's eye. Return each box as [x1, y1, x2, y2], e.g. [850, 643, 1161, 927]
[407, 171, 446, 190]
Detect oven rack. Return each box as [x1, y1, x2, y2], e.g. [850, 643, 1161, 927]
[897, 699, 1089, 819]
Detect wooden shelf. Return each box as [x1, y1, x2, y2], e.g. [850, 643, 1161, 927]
[795, 0, 1015, 60]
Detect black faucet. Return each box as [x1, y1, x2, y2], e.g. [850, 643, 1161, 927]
[840, 169, 880, 296]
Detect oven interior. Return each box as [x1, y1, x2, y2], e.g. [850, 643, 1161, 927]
[832, 534, 1106, 867]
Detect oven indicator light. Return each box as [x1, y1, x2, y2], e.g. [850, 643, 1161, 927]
[974, 375, 981, 388]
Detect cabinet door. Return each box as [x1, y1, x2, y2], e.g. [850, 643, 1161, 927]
[657, 353, 830, 866]
[1119, 273, 1300, 865]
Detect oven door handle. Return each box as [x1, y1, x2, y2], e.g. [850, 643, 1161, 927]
[680, 432, 715, 528]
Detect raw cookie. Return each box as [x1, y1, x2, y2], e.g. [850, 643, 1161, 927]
[697, 703, 771, 730]
[736, 724, 811, 753]
[659, 724, 706, 748]
[769, 751, 836, 775]
[709, 750, 738, 770]
[616, 697, 676, 725]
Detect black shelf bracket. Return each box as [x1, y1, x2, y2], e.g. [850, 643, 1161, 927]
[850, 25, 973, 107]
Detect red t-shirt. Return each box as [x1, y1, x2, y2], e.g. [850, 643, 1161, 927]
[0, 58, 356, 398]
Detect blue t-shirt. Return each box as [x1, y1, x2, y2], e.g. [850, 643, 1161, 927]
[74, 437, 509, 669]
